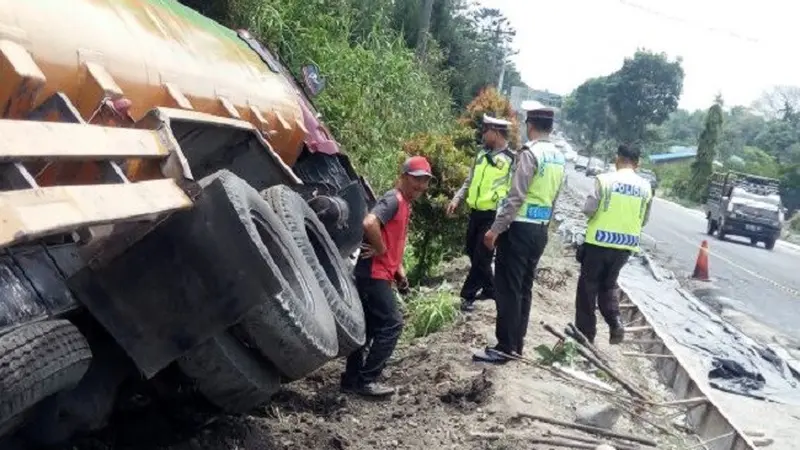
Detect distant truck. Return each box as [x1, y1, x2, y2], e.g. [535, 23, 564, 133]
[705, 171, 785, 250]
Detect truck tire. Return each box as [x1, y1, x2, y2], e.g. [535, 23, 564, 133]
[178, 332, 280, 413]
[197, 170, 339, 381]
[0, 321, 92, 436]
[262, 185, 366, 356]
[765, 239, 776, 250]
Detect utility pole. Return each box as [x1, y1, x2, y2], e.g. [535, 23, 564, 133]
[416, 0, 435, 61]
[497, 51, 506, 92]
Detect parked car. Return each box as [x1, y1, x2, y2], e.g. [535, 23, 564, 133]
[585, 158, 605, 177]
[637, 169, 659, 193]
[574, 156, 589, 171]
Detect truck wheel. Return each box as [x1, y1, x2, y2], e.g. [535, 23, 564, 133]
[178, 332, 280, 413]
[765, 239, 776, 250]
[198, 170, 338, 381]
[262, 185, 366, 356]
[0, 321, 92, 436]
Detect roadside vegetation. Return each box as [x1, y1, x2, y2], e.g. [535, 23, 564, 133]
[562, 56, 800, 229]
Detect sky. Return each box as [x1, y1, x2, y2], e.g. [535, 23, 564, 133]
[478, 0, 800, 111]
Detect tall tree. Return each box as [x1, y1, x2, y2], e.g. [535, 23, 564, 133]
[562, 76, 611, 155]
[607, 50, 685, 144]
[688, 100, 724, 202]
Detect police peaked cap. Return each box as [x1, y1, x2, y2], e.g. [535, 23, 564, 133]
[521, 100, 555, 121]
[482, 114, 512, 130]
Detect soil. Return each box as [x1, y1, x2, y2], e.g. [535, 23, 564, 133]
[62, 196, 702, 450]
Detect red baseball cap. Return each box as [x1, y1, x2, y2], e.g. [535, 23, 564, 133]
[402, 156, 434, 178]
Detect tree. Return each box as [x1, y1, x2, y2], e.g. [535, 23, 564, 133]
[687, 101, 723, 202]
[562, 76, 611, 155]
[607, 50, 685, 144]
[752, 85, 800, 123]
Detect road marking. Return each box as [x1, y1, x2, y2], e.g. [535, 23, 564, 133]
[655, 226, 800, 299]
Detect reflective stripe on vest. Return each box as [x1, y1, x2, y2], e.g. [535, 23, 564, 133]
[466, 149, 514, 211]
[585, 170, 652, 251]
[514, 141, 566, 224]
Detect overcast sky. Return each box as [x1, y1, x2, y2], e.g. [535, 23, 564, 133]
[479, 0, 800, 111]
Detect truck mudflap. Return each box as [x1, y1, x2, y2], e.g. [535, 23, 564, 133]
[0, 244, 84, 337]
[68, 174, 287, 379]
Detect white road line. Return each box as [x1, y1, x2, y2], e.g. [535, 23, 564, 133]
[656, 226, 800, 298]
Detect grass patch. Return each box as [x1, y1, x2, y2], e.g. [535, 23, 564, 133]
[401, 288, 460, 340]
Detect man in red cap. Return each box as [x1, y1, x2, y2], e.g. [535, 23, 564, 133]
[342, 155, 433, 397]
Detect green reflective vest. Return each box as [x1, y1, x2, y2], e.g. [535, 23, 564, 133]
[585, 169, 652, 251]
[514, 141, 566, 224]
[466, 148, 514, 211]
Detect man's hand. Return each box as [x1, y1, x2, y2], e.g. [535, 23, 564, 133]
[483, 230, 498, 249]
[360, 244, 378, 259]
[395, 273, 410, 295]
[446, 199, 459, 217]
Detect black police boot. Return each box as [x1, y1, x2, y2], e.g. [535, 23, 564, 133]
[609, 317, 625, 345]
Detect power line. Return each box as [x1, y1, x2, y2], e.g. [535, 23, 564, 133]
[616, 0, 762, 45]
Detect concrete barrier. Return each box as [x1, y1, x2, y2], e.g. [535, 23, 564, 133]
[617, 258, 769, 450]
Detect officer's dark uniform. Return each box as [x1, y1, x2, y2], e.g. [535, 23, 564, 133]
[473, 104, 566, 363]
[576, 145, 653, 345]
[452, 115, 515, 311]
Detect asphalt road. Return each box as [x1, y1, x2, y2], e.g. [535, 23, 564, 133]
[566, 167, 800, 340]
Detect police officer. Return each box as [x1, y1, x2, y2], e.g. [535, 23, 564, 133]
[448, 115, 515, 312]
[576, 144, 652, 345]
[473, 101, 566, 364]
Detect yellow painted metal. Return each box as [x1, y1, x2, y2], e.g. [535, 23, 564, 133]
[0, 0, 307, 165]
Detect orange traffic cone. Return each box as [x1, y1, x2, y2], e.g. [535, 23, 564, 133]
[692, 240, 711, 281]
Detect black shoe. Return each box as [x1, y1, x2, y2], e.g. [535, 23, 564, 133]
[342, 382, 395, 397]
[460, 298, 476, 312]
[609, 327, 625, 345]
[472, 347, 511, 364]
[476, 291, 495, 301]
[609, 318, 625, 345]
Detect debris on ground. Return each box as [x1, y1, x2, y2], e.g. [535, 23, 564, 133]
[60, 192, 702, 450]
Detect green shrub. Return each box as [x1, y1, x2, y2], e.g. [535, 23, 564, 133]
[402, 126, 475, 284]
[460, 87, 522, 149]
[204, 0, 454, 192]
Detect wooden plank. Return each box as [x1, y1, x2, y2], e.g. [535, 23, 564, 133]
[0, 179, 192, 247]
[0, 120, 172, 160]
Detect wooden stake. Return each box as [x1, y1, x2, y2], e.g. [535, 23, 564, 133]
[626, 326, 654, 333]
[518, 412, 658, 447]
[623, 351, 676, 360]
[566, 322, 611, 366]
[657, 397, 708, 408]
[546, 431, 640, 450]
[542, 322, 651, 400]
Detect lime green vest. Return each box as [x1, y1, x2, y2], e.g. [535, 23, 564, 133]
[466, 148, 514, 211]
[586, 170, 652, 251]
[515, 141, 566, 224]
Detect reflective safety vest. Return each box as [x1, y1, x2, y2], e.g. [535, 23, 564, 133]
[585, 169, 652, 252]
[514, 141, 566, 224]
[466, 148, 514, 211]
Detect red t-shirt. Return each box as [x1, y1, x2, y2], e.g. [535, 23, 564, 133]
[355, 189, 411, 281]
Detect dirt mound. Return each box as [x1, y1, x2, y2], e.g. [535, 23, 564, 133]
[439, 368, 494, 410]
[536, 266, 572, 290]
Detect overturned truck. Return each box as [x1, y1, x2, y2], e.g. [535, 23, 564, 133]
[0, 0, 373, 444]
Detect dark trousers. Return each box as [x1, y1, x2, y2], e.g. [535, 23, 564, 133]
[575, 243, 630, 342]
[494, 221, 549, 354]
[460, 210, 496, 301]
[344, 277, 403, 386]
